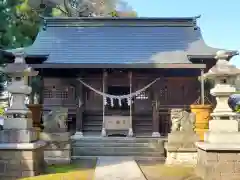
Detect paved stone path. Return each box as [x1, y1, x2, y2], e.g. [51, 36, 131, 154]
[94, 157, 147, 180]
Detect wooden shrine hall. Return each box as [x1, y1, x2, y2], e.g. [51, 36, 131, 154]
[1, 16, 231, 138]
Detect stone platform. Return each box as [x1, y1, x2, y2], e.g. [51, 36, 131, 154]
[0, 140, 46, 180]
[196, 142, 240, 180]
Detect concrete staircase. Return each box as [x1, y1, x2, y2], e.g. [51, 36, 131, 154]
[71, 137, 166, 163]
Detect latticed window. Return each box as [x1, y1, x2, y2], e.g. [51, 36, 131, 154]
[43, 85, 75, 100]
[55, 90, 68, 99]
[43, 89, 53, 98]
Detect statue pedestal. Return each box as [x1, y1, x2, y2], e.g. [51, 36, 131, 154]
[40, 132, 71, 165]
[165, 132, 199, 166]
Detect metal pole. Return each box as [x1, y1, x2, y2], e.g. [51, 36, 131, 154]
[201, 69, 205, 105]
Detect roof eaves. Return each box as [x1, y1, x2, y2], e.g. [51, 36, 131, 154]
[188, 50, 239, 61]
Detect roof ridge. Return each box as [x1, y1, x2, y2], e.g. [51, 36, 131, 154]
[42, 16, 200, 28]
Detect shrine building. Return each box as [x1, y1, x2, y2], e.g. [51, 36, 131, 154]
[1, 16, 235, 138]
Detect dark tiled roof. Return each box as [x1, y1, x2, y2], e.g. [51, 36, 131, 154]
[7, 17, 223, 64]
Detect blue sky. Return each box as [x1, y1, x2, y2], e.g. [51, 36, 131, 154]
[127, 0, 240, 66]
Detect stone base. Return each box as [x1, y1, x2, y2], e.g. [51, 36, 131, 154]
[71, 131, 83, 140]
[166, 132, 198, 166]
[209, 119, 238, 132]
[4, 118, 33, 129]
[196, 142, 240, 180]
[40, 132, 70, 165]
[0, 140, 46, 179]
[152, 132, 161, 137]
[40, 132, 70, 141]
[0, 129, 37, 143]
[205, 131, 240, 143]
[168, 132, 199, 148]
[165, 149, 197, 166]
[101, 128, 107, 137]
[128, 128, 133, 137]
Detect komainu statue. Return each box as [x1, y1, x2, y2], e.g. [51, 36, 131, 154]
[170, 109, 196, 133]
[43, 107, 68, 133]
[167, 109, 198, 166]
[41, 107, 71, 165]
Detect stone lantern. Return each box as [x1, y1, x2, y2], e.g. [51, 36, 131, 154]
[2, 50, 39, 142]
[0, 49, 46, 179]
[195, 50, 240, 180]
[203, 50, 240, 143]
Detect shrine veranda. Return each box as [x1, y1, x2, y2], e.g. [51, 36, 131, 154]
[1, 16, 227, 137]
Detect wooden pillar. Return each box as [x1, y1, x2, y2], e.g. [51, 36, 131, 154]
[101, 70, 107, 137]
[128, 71, 133, 137]
[200, 69, 205, 105]
[71, 78, 84, 138]
[152, 84, 161, 137]
[75, 81, 84, 137]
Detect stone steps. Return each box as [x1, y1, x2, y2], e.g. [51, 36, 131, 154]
[73, 142, 156, 147]
[72, 156, 165, 163]
[73, 146, 163, 154]
[72, 137, 166, 162]
[72, 137, 166, 143]
[72, 150, 163, 157]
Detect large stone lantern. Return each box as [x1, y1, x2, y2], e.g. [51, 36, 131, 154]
[2, 50, 39, 142]
[0, 49, 46, 179]
[195, 50, 240, 180]
[203, 50, 240, 144]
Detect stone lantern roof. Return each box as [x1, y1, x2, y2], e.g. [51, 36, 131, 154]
[4, 48, 38, 77]
[204, 50, 240, 78]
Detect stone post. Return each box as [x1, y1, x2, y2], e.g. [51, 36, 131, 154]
[0, 49, 46, 179]
[195, 50, 240, 180]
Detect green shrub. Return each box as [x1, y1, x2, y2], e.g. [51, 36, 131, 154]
[0, 106, 5, 116]
[235, 104, 240, 113]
